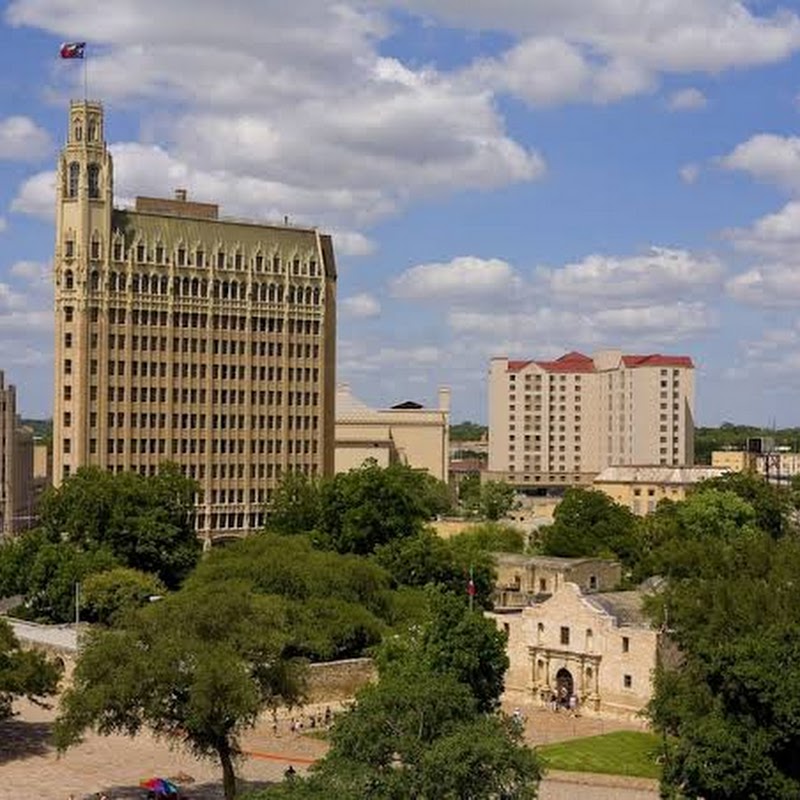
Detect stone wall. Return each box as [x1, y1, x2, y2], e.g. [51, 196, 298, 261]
[306, 657, 376, 703]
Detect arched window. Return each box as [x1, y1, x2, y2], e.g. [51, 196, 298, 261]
[200, 279, 208, 297]
[173, 277, 181, 296]
[118, 274, 127, 292]
[221, 281, 229, 300]
[161, 276, 169, 295]
[277, 285, 284, 302]
[305, 287, 313, 304]
[109, 272, 117, 292]
[87, 164, 100, 198]
[68, 162, 79, 198]
[131, 274, 140, 293]
[287, 286, 295, 304]
[182, 277, 190, 296]
[313, 287, 321, 305]
[212, 280, 220, 299]
[88, 119, 97, 141]
[64, 269, 74, 290]
[90, 270, 100, 291]
[73, 122, 82, 142]
[230, 282, 238, 300]
[268, 284, 276, 302]
[141, 275, 149, 294]
[191, 278, 199, 297]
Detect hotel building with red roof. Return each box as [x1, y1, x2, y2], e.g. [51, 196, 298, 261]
[488, 350, 695, 489]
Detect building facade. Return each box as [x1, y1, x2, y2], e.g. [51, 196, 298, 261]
[53, 100, 337, 542]
[334, 384, 450, 482]
[0, 371, 34, 537]
[493, 582, 669, 718]
[593, 464, 728, 514]
[488, 351, 695, 489]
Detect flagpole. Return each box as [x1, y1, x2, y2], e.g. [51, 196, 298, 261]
[83, 50, 88, 100]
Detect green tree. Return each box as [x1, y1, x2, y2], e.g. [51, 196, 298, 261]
[0, 618, 62, 719]
[372, 529, 496, 609]
[55, 581, 304, 800]
[250, 594, 539, 799]
[479, 480, 516, 521]
[457, 473, 482, 512]
[449, 421, 488, 442]
[80, 567, 166, 626]
[265, 471, 321, 535]
[451, 521, 525, 553]
[537, 488, 640, 566]
[315, 462, 443, 554]
[648, 531, 800, 798]
[38, 463, 201, 588]
[187, 534, 392, 660]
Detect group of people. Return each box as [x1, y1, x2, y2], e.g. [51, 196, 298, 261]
[276, 705, 333, 735]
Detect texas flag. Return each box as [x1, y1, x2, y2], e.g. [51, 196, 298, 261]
[60, 42, 86, 59]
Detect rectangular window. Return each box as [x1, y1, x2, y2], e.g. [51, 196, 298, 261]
[560, 626, 570, 646]
[623, 674, 633, 689]
[622, 636, 630, 653]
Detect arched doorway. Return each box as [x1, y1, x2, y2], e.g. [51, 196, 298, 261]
[555, 667, 574, 707]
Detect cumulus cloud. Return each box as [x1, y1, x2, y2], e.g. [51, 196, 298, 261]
[0, 116, 51, 161]
[726, 263, 800, 308]
[668, 87, 707, 111]
[11, 170, 56, 219]
[449, 0, 800, 105]
[341, 292, 381, 318]
[718, 134, 800, 192]
[725, 201, 800, 256]
[6, 0, 544, 233]
[543, 247, 723, 305]
[391, 256, 524, 303]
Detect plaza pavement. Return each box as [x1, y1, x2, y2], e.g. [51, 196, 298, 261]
[0, 696, 659, 799]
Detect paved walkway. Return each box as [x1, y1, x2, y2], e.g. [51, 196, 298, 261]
[0, 697, 659, 799]
[8, 620, 78, 652]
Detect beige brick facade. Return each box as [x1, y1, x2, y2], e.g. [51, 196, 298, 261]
[492, 582, 663, 718]
[0, 371, 34, 537]
[52, 101, 337, 542]
[488, 351, 695, 490]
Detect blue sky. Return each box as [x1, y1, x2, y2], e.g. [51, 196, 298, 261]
[2, 1, 800, 426]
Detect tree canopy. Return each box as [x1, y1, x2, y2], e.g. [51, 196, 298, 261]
[266, 461, 451, 554]
[38, 463, 201, 588]
[55, 581, 305, 800]
[537, 488, 640, 567]
[0, 618, 62, 720]
[251, 592, 540, 799]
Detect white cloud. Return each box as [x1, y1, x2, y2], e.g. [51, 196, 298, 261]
[10, 260, 51, 293]
[718, 134, 800, 192]
[726, 263, 800, 308]
[433, 1, 800, 105]
[391, 256, 524, 303]
[679, 163, 700, 184]
[726, 201, 800, 256]
[341, 292, 381, 318]
[330, 231, 376, 257]
[0, 116, 51, 161]
[544, 247, 723, 305]
[668, 87, 707, 111]
[6, 1, 544, 232]
[10, 170, 56, 219]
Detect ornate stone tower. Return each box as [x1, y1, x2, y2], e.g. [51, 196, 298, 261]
[54, 101, 114, 480]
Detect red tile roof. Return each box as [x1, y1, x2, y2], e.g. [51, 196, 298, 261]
[622, 354, 694, 369]
[506, 352, 693, 373]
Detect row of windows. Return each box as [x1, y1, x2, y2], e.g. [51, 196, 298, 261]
[66, 162, 101, 199]
[66, 410, 319, 431]
[65, 437, 319, 456]
[63, 270, 324, 305]
[63, 384, 317, 407]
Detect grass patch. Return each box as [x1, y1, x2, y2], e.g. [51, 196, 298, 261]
[537, 730, 662, 780]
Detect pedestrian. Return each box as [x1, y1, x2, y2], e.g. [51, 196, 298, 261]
[285, 764, 297, 781]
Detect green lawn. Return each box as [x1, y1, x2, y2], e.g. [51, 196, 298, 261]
[537, 730, 662, 779]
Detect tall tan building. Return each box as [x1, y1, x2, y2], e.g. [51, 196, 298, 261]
[0, 371, 34, 537]
[53, 100, 337, 542]
[488, 350, 694, 488]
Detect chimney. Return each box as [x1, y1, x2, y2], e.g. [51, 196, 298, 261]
[174, 188, 187, 202]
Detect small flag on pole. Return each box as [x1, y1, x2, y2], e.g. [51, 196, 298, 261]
[60, 42, 86, 59]
[467, 570, 476, 597]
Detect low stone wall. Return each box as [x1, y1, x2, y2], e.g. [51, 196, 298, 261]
[305, 657, 376, 703]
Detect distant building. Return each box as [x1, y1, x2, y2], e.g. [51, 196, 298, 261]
[0, 371, 34, 537]
[711, 448, 800, 484]
[488, 350, 695, 490]
[593, 464, 729, 515]
[493, 554, 622, 608]
[335, 384, 450, 482]
[493, 582, 672, 718]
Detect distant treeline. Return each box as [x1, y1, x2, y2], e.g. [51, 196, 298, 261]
[695, 424, 800, 464]
[20, 418, 52, 440]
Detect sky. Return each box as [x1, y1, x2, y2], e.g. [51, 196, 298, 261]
[2, 1, 800, 426]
